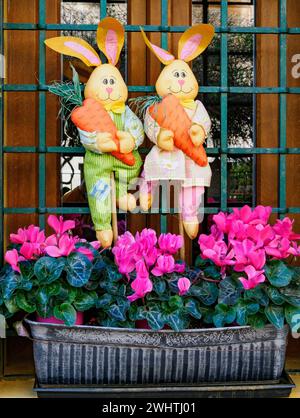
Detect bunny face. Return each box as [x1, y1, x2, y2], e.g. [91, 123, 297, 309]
[85, 64, 128, 105]
[141, 24, 214, 98]
[155, 60, 198, 100]
[45, 17, 127, 103]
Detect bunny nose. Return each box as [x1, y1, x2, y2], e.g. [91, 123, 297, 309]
[178, 79, 185, 87]
[106, 87, 113, 94]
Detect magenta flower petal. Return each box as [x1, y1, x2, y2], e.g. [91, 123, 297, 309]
[45, 246, 62, 257]
[178, 277, 191, 296]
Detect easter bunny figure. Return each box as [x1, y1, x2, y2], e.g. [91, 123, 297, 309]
[139, 24, 215, 240]
[45, 18, 144, 248]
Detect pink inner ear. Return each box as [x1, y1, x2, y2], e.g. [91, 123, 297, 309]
[180, 34, 203, 60]
[64, 41, 100, 65]
[151, 43, 175, 62]
[105, 29, 118, 65]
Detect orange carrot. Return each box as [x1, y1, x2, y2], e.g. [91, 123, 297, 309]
[149, 94, 208, 167]
[71, 98, 135, 166]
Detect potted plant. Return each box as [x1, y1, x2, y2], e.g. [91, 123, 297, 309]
[0, 215, 110, 326]
[1, 206, 300, 386]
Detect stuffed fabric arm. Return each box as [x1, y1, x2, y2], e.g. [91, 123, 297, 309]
[124, 106, 145, 149]
[144, 108, 161, 145]
[192, 100, 212, 138]
[78, 128, 103, 154]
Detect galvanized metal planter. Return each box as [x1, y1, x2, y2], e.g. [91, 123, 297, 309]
[25, 319, 289, 386]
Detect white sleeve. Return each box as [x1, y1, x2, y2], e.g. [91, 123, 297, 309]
[144, 108, 161, 145]
[78, 128, 102, 154]
[124, 106, 145, 149]
[192, 100, 212, 137]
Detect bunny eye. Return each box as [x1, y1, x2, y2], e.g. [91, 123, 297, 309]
[181, 72, 187, 78]
[109, 79, 115, 85]
[174, 71, 180, 78]
[103, 78, 109, 85]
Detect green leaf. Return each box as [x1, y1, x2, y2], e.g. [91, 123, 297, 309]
[1, 269, 19, 300]
[19, 261, 35, 281]
[66, 252, 93, 287]
[204, 266, 221, 280]
[128, 305, 147, 321]
[96, 293, 114, 309]
[107, 304, 127, 322]
[34, 257, 65, 285]
[44, 282, 61, 297]
[265, 305, 285, 329]
[190, 281, 218, 306]
[200, 306, 214, 325]
[146, 308, 165, 330]
[54, 303, 77, 326]
[74, 291, 97, 311]
[153, 278, 167, 296]
[166, 310, 189, 331]
[195, 255, 209, 268]
[285, 306, 300, 333]
[235, 301, 259, 326]
[265, 286, 285, 305]
[4, 297, 19, 314]
[244, 286, 269, 307]
[185, 299, 202, 319]
[219, 277, 242, 305]
[213, 304, 236, 328]
[15, 292, 36, 313]
[36, 288, 52, 318]
[265, 260, 293, 288]
[247, 313, 267, 329]
[279, 286, 300, 307]
[168, 295, 184, 310]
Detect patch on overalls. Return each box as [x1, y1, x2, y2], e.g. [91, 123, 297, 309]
[90, 179, 110, 201]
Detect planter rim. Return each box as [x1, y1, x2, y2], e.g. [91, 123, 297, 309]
[24, 317, 287, 334]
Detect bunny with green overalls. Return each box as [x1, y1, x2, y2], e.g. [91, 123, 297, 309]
[45, 18, 144, 248]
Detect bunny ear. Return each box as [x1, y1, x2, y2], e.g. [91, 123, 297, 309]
[140, 28, 175, 66]
[45, 37, 101, 67]
[178, 24, 215, 62]
[97, 17, 125, 66]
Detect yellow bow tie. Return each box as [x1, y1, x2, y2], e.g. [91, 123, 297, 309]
[180, 99, 197, 111]
[104, 101, 126, 114]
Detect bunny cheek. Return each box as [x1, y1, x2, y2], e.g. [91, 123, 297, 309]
[84, 64, 128, 104]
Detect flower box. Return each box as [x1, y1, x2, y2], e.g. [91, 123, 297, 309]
[26, 318, 288, 386]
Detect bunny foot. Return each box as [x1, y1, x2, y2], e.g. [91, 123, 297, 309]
[96, 229, 113, 248]
[140, 193, 153, 211]
[183, 221, 199, 240]
[117, 193, 136, 212]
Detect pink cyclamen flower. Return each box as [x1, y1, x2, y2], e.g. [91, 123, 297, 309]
[47, 215, 75, 236]
[158, 233, 183, 255]
[10, 225, 45, 246]
[199, 234, 235, 269]
[178, 277, 191, 296]
[134, 229, 158, 267]
[239, 265, 266, 290]
[152, 255, 185, 276]
[128, 260, 153, 302]
[5, 249, 21, 273]
[273, 217, 300, 241]
[213, 212, 231, 234]
[112, 245, 136, 276]
[231, 239, 266, 272]
[265, 236, 295, 259]
[19, 242, 41, 260]
[45, 234, 76, 257]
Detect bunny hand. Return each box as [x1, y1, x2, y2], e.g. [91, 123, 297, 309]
[96, 132, 118, 153]
[117, 131, 135, 154]
[157, 128, 174, 151]
[189, 124, 206, 147]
